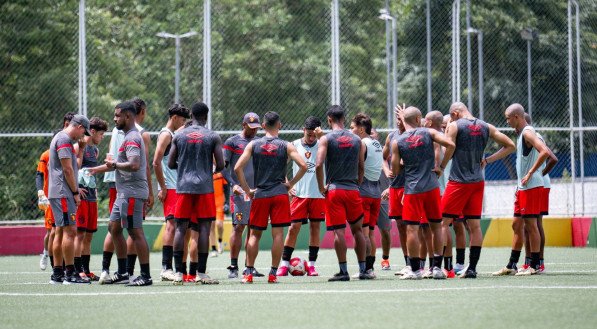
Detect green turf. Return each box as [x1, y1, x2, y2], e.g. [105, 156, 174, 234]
[1, 248, 596, 329]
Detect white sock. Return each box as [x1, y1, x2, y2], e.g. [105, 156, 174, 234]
[308, 261, 315, 267]
[43, 249, 48, 256]
[281, 260, 290, 267]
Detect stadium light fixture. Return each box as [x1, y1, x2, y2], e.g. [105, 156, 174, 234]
[157, 31, 198, 103]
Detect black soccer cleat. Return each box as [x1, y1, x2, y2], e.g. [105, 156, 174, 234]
[328, 272, 350, 282]
[126, 276, 153, 286]
[461, 269, 477, 279]
[63, 274, 91, 284]
[49, 274, 64, 285]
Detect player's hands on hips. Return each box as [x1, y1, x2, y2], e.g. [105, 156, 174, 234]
[383, 166, 394, 178]
[74, 194, 81, 207]
[247, 189, 256, 199]
[232, 185, 244, 196]
[288, 188, 296, 197]
[157, 189, 166, 203]
[381, 188, 390, 201]
[432, 166, 443, 177]
[521, 173, 531, 186]
[319, 185, 328, 196]
[79, 188, 88, 199]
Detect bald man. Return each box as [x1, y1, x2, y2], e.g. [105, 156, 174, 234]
[493, 104, 551, 276]
[441, 102, 515, 279]
[391, 106, 455, 280]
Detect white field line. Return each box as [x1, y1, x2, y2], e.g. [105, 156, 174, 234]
[1, 285, 597, 297]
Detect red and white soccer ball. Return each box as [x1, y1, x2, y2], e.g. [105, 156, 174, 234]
[289, 257, 308, 276]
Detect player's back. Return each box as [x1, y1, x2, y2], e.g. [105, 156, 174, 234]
[174, 124, 220, 194]
[396, 127, 438, 194]
[325, 129, 360, 190]
[252, 136, 288, 198]
[449, 118, 489, 183]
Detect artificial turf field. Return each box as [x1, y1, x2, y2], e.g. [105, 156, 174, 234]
[1, 247, 596, 329]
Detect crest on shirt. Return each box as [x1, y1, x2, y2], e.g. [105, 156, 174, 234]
[235, 212, 243, 221]
[260, 143, 278, 156]
[70, 213, 76, 223]
[336, 136, 353, 148]
[187, 132, 204, 144]
[405, 135, 424, 149]
[469, 124, 483, 136]
[305, 151, 311, 159]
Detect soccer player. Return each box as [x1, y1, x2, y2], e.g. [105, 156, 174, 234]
[89, 101, 153, 286]
[210, 172, 227, 257]
[74, 117, 108, 280]
[48, 114, 91, 284]
[168, 102, 224, 285]
[235, 111, 307, 284]
[442, 102, 515, 278]
[316, 105, 369, 282]
[99, 97, 153, 281]
[152, 103, 190, 281]
[391, 106, 455, 280]
[493, 104, 550, 276]
[371, 129, 392, 272]
[36, 149, 53, 271]
[350, 113, 383, 278]
[221, 113, 261, 279]
[277, 116, 325, 277]
[521, 113, 558, 273]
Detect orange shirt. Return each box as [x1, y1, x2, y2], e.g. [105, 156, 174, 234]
[212, 172, 227, 207]
[37, 150, 50, 195]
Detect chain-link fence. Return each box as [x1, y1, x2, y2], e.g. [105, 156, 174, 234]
[1, 0, 596, 220]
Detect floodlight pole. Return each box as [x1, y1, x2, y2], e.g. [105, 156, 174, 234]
[157, 31, 198, 103]
[379, 7, 397, 128]
[467, 28, 484, 120]
[78, 0, 87, 117]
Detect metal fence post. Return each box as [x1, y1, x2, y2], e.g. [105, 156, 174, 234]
[203, 0, 212, 129]
[568, 0, 576, 216]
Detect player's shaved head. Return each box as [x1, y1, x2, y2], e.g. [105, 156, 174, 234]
[403, 106, 422, 126]
[425, 110, 443, 129]
[524, 113, 532, 124]
[505, 103, 525, 117]
[449, 102, 467, 114]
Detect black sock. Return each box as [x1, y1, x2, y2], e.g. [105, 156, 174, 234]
[211, 245, 217, 251]
[231, 258, 238, 268]
[117, 258, 127, 275]
[456, 248, 465, 264]
[140, 263, 150, 278]
[531, 252, 540, 270]
[74, 257, 82, 273]
[174, 250, 184, 273]
[429, 257, 434, 269]
[308, 246, 319, 262]
[365, 256, 375, 271]
[102, 251, 113, 272]
[65, 264, 75, 277]
[405, 255, 410, 266]
[525, 256, 531, 266]
[382, 254, 389, 260]
[182, 262, 188, 275]
[282, 246, 294, 262]
[162, 245, 173, 270]
[126, 254, 137, 276]
[198, 252, 208, 274]
[53, 266, 63, 276]
[189, 262, 198, 276]
[270, 267, 278, 276]
[444, 256, 453, 271]
[507, 250, 521, 269]
[433, 255, 442, 268]
[81, 254, 91, 274]
[410, 257, 421, 272]
[218, 238, 222, 243]
[49, 255, 54, 269]
[469, 246, 481, 271]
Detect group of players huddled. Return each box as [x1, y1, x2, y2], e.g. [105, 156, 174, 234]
[36, 97, 557, 286]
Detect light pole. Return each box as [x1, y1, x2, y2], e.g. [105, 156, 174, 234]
[157, 31, 198, 103]
[520, 28, 538, 117]
[467, 28, 484, 120]
[379, 8, 397, 128]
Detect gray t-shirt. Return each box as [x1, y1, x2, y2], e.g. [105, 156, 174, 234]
[115, 128, 149, 199]
[48, 131, 78, 199]
[396, 128, 439, 195]
[325, 129, 361, 190]
[172, 125, 221, 194]
[80, 144, 98, 201]
[388, 131, 405, 189]
[252, 136, 288, 199]
[223, 134, 255, 188]
[449, 118, 489, 183]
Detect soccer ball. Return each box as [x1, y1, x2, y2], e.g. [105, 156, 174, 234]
[289, 257, 308, 276]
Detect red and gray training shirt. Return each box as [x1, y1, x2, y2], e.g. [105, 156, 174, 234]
[48, 131, 78, 199]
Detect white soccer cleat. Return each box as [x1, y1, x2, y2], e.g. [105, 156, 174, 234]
[422, 268, 433, 279]
[515, 267, 537, 276]
[432, 266, 446, 279]
[454, 263, 466, 275]
[395, 265, 412, 276]
[492, 267, 517, 276]
[173, 272, 184, 285]
[210, 250, 218, 258]
[195, 273, 219, 285]
[39, 254, 48, 271]
[98, 270, 112, 285]
[399, 269, 423, 280]
[160, 269, 176, 281]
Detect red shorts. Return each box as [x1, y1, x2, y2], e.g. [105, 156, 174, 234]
[541, 187, 550, 215]
[174, 193, 216, 223]
[388, 187, 404, 220]
[325, 189, 364, 230]
[402, 188, 442, 225]
[290, 197, 325, 223]
[162, 189, 177, 220]
[76, 200, 98, 232]
[441, 180, 484, 219]
[514, 187, 543, 218]
[362, 197, 381, 229]
[109, 187, 117, 213]
[44, 207, 55, 230]
[249, 194, 291, 230]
